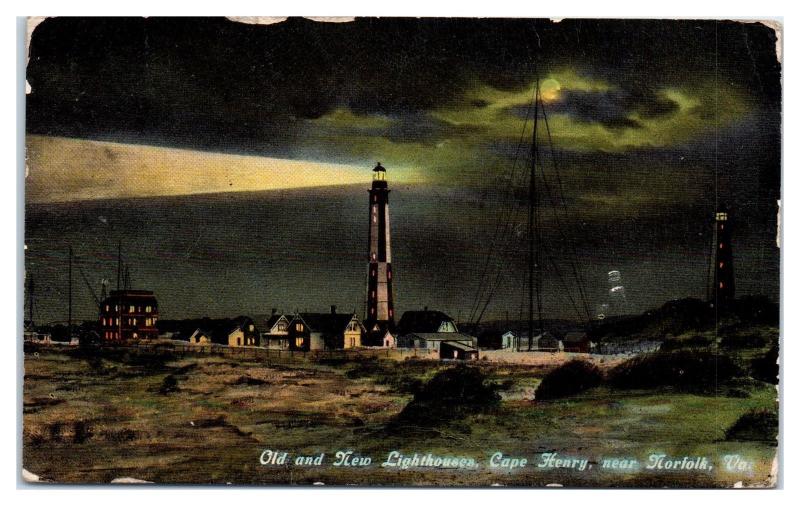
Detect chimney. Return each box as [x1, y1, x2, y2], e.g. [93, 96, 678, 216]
[271, 308, 276, 316]
[330, 305, 337, 315]
[424, 306, 428, 312]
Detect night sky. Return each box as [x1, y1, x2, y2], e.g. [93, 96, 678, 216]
[24, 17, 781, 325]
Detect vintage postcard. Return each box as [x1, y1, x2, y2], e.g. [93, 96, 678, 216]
[22, 17, 781, 487]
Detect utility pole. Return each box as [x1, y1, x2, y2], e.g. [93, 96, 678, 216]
[28, 275, 34, 328]
[116, 241, 122, 291]
[68, 246, 73, 341]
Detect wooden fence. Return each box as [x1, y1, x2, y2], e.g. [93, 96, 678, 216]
[28, 340, 439, 363]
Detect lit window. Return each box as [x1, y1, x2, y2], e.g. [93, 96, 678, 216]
[295, 337, 304, 348]
[719, 262, 724, 268]
[296, 323, 304, 332]
[102, 318, 106, 326]
[719, 243, 724, 249]
[248, 324, 254, 332]
[105, 305, 110, 312]
[720, 282, 725, 289]
[146, 305, 151, 312]
[129, 305, 135, 313]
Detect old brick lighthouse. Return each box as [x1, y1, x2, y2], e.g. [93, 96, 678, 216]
[365, 162, 395, 343]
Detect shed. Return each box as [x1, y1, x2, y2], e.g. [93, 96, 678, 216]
[563, 331, 592, 353]
[397, 332, 476, 351]
[439, 341, 479, 360]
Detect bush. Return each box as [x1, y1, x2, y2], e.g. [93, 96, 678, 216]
[159, 374, 179, 394]
[751, 345, 779, 384]
[608, 350, 744, 393]
[720, 333, 767, 350]
[734, 296, 779, 326]
[661, 335, 712, 351]
[392, 366, 500, 426]
[726, 388, 750, 398]
[725, 409, 778, 444]
[233, 375, 267, 386]
[535, 360, 604, 400]
[73, 420, 92, 444]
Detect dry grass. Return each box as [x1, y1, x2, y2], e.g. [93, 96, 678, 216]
[23, 348, 778, 487]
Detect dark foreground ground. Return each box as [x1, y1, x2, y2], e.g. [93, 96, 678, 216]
[23, 346, 777, 487]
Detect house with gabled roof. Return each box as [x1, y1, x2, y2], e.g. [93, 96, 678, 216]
[396, 308, 459, 335]
[395, 309, 478, 359]
[188, 328, 215, 345]
[186, 316, 259, 347]
[260, 310, 291, 349]
[287, 306, 365, 351]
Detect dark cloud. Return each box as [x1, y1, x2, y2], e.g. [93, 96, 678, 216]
[383, 113, 487, 145]
[27, 17, 781, 154]
[544, 88, 679, 130]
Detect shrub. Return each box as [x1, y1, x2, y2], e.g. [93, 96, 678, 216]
[393, 366, 500, 426]
[734, 296, 779, 326]
[73, 420, 93, 444]
[725, 409, 778, 444]
[751, 345, 779, 384]
[720, 333, 767, 350]
[608, 350, 743, 393]
[535, 360, 604, 400]
[159, 374, 179, 394]
[344, 357, 384, 379]
[233, 375, 267, 386]
[661, 335, 712, 351]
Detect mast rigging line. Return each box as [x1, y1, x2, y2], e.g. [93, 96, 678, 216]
[470, 138, 533, 326]
[466, 86, 537, 324]
[531, 137, 591, 321]
[539, 101, 593, 320]
[471, 77, 593, 327]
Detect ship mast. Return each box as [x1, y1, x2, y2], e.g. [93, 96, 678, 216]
[528, 80, 545, 351]
[68, 245, 73, 342]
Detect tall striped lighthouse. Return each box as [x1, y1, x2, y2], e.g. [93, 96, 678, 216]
[365, 162, 395, 337]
